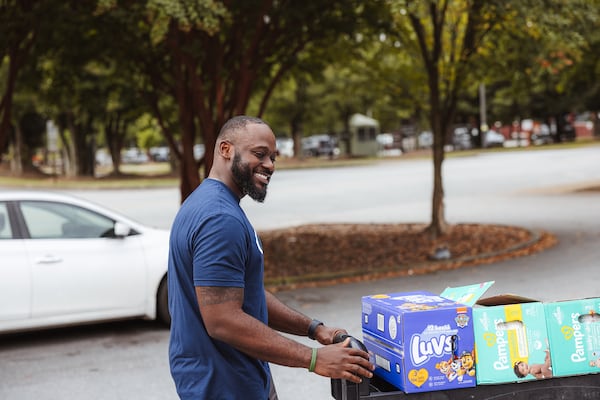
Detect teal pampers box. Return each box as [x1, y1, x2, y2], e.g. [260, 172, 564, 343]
[544, 297, 600, 377]
[361, 291, 476, 393]
[471, 296, 550, 384]
[442, 282, 551, 384]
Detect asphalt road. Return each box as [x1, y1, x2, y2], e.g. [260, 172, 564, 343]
[1, 145, 599, 400]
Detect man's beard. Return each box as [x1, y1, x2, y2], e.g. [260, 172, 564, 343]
[231, 152, 268, 202]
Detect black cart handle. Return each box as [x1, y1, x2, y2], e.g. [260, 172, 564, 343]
[334, 333, 368, 352]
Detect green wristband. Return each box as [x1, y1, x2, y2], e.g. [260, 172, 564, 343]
[309, 348, 318, 372]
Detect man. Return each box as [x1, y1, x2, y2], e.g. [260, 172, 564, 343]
[168, 115, 373, 399]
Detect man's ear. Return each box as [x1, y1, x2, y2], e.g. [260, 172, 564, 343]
[218, 140, 233, 160]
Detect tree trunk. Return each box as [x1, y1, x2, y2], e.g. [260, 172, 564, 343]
[0, 72, 16, 158]
[53, 113, 76, 177]
[428, 133, 448, 238]
[65, 115, 80, 177]
[0, 33, 34, 158]
[290, 117, 304, 160]
[105, 113, 125, 176]
[425, 57, 448, 238]
[176, 82, 201, 202]
[76, 116, 94, 177]
[10, 125, 23, 175]
[342, 109, 353, 156]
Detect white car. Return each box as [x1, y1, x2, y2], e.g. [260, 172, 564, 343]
[0, 190, 170, 334]
[417, 131, 433, 149]
[483, 130, 506, 148]
[276, 137, 294, 158]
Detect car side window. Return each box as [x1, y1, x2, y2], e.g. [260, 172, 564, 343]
[20, 201, 115, 239]
[0, 203, 11, 239]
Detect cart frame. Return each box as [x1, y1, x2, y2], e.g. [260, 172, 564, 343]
[332, 373, 600, 400]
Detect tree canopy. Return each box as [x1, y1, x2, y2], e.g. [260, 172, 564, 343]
[1, 0, 599, 215]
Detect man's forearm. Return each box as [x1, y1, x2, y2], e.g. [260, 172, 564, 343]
[265, 290, 313, 336]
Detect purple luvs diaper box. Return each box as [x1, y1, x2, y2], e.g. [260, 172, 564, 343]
[361, 291, 477, 393]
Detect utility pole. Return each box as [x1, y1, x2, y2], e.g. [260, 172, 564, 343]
[479, 83, 488, 148]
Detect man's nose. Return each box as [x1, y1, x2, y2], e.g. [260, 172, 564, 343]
[263, 157, 275, 171]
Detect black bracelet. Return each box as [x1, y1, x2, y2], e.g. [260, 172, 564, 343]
[308, 319, 324, 340]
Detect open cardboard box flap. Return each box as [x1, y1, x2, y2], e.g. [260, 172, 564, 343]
[476, 294, 539, 306]
[440, 281, 541, 307]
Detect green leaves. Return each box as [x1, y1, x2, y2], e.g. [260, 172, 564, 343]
[146, 0, 227, 42]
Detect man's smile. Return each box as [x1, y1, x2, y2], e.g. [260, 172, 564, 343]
[254, 171, 271, 185]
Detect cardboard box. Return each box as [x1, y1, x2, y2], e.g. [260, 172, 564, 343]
[361, 291, 476, 393]
[544, 297, 600, 377]
[440, 281, 495, 307]
[469, 295, 550, 384]
[441, 282, 552, 385]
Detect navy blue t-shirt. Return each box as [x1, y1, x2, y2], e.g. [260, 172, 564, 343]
[168, 179, 270, 399]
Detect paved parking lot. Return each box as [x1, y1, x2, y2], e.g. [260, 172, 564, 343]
[1, 145, 599, 399]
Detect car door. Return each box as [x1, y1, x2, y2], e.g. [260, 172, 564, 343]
[18, 200, 148, 322]
[0, 202, 31, 322]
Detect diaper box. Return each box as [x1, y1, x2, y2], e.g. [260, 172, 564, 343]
[440, 282, 551, 385]
[361, 291, 476, 393]
[544, 297, 600, 377]
[469, 295, 550, 384]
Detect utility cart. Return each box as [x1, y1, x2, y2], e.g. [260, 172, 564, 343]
[331, 335, 600, 400]
[332, 373, 600, 400]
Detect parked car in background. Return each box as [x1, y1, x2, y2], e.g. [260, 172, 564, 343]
[521, 119, 553, 145]
[417, 131, 433, 149]
[149, 146, 170, 162]
[530, 123, 553, 145]
[559, 113, 577, 142]
[452, 127, 473, 150]
[376, 133, 403, 157]
[483, 130, 505, 148]
[302, 134, 339, 157]
[0, 190, 170, 334]
[121, 147, 149, 164]
[95, 148, 113, 166]
[276, 137, 294, 158]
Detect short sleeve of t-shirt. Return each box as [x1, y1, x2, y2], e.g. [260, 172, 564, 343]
[192, 213, 248, 288]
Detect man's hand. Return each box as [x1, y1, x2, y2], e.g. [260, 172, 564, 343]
[313, 324, 347, 345]
[311, 339, 374, 383]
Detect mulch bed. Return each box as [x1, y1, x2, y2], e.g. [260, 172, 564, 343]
[260, 223, 557, 291]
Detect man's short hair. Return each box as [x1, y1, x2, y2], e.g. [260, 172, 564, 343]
[218, 115, 267, 140]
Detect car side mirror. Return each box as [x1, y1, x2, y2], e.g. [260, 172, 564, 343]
[113, 222, 131, 238]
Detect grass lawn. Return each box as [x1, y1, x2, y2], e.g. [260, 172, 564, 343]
[1, 139, 597, 190]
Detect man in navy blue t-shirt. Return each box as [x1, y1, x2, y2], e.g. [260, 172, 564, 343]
[168, 116, 373, 399]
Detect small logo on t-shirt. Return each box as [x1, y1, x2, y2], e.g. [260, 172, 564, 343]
[254, 230, 263, 254]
